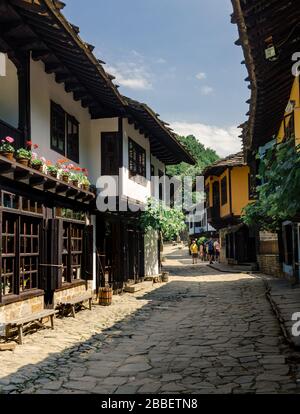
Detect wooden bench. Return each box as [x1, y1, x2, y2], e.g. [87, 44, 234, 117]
[57, 292, 93, 318]
[5, 309, 56, 345]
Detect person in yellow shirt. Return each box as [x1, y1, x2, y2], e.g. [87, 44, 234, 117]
[190, 240, 199, 264]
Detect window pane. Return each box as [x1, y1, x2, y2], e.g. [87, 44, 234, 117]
[51, 102, 66, 155]
[67, 116, 79, 163]
[128, 138, 146, 178]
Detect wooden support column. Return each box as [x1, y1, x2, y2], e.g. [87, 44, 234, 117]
[17, 52, 31, 146]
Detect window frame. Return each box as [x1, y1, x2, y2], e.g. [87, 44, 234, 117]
[62, 221, 84, 284]
[50, 101, 80, 163]
[0, 211, 42, 300]
[221, 176, 228, 206]
[128, 138, 146, 179]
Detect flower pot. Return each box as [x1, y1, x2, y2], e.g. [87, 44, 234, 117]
[17, 158, 29, 167]
[61, 175, 70, 183]
[72, 180, 79, 187]
[0, 152, 14, 161]
[32, 164, 43, 172]
[81, 184, 90, 191]
[48, 171, 58, 179]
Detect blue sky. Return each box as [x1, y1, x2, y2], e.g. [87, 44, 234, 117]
[64, 0, 248, 156]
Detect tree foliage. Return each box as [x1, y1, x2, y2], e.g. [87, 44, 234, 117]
[242, 141, 300, 232]
[167, 135, 219, 178]
[140, 199, 186, 241]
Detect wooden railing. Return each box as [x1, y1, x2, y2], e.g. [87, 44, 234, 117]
[0, 119, 23, 148]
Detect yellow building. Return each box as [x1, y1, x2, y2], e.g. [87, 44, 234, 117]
[204, 152, 257, 266]
[232, 0, 300, 281]
[277, 77, 300, 145]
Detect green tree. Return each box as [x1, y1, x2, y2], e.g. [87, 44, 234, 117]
[167, 135, 219, 178]
[140, 198, 186, 241]
[243, 141, 300, 232]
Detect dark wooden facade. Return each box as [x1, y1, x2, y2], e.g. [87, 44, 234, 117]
[0, 155, 95, 307]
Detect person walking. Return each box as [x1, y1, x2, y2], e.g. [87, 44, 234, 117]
[190, 240, 199, 265]
[214, 239, 221, 263]
[207, 238, 215, 265]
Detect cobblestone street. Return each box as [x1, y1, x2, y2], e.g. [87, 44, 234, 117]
[1, 245, 299, 394]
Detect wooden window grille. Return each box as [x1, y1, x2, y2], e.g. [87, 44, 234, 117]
[62, 222, 84, 283]
[128, 138, 146, 178]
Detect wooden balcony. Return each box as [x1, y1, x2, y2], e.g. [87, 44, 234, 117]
[207, 206, 220, 222]
[0, 119, 23, 148]
[0, 155, 95, 204]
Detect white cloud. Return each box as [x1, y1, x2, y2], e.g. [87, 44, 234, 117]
[196, 72, 206, 80]
[170, 122, 242, 157]
[201, 86, 214, 96]
[157, 58, 167, 64]
[106, 62, 152, 91]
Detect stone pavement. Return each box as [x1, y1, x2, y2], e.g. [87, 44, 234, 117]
[0, 245, 300, 394]
[264, 277, 300, 349]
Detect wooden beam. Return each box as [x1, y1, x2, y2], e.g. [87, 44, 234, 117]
[45, 62, 63, 74]
[32, 49, 51, 61]
[64, 82, 84, 93]
[55, 73, 74, 84]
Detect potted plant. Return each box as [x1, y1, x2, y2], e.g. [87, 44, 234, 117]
[80, 175, 91, 191]
[47, 164, 59, 178]
[31, 158, 44, 172]
[0, 136, 15, 160]
[15, 148, 32, 167]
[60, 168, 71, 183]
[70, 172, 79, 187]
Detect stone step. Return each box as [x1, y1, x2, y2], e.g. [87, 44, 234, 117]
[124, 281, 153, 293]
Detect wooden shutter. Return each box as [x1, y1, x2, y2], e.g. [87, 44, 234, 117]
[83, 225, 94, 280]
[48, 219, 63, 290]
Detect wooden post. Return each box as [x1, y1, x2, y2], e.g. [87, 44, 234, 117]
[18, 325, 23, 345]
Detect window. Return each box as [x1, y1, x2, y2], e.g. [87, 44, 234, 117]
[128, 138, 146, 178]
[62, 222, 84, 284]
[67, 115, 79, 163]
[1, 215, 16, 297]
[221, 176, 228, 206]
[19, 218, 39, 292]
[159, 170, 164, 201]
[51, 101, 79, 163]
[151, 165, 155, 196]
[0, 213, 41, 298]
[51, 102, 65, 155]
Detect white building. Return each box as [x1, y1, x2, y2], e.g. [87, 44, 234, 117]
[0, 0, 194, 326]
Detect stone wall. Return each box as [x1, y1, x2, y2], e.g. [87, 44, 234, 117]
[0, 294, 44, 336]
[258, 254, 284, 278]
[53, 282, 93, 307]
[219, 229, 227, 264]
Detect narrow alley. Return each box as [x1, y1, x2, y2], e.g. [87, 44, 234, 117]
[0, 245, 299, 395]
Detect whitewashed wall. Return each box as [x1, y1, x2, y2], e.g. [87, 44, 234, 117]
[121, 118, 152, 203]
[30, 58, 121, 186]
[151, 154, 166, 200]
[30, 58, 91, 169]
[0, 54, 19, 128]
[144, 228, 159, 276]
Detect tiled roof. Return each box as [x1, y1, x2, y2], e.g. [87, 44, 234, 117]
[203, 152, 245, 177]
